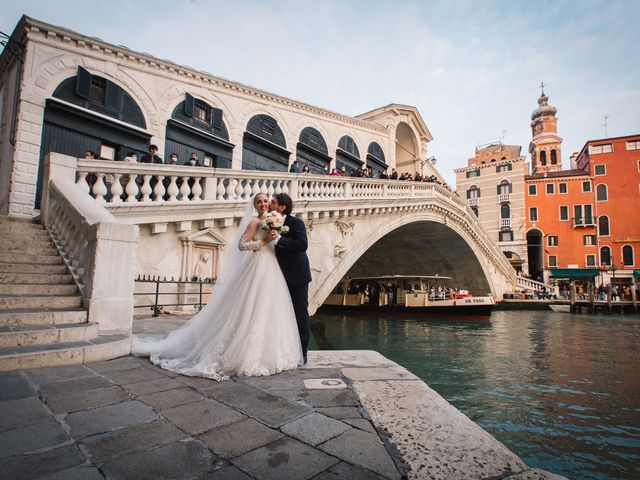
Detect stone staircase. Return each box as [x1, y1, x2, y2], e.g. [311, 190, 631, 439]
[0, 216, 130, 371]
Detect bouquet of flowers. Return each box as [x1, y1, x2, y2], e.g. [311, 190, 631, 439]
[261, 211, 289, 233]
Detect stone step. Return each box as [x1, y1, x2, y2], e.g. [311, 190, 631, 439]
[0, 272, 72, 284]
[0, 322, 98, 348]
[0, 229, 51, 241]
[0, 308, 87, 327]
[0, 218, 45, 229]
[0, 263, 68, 274]
[0, 284, 78, 295]
[0, 253, 62, 265]
[0, 239, 54, 250]
[0, 295, 82, 310]
[0, 245, 59, 255]
[0, 225, 47, 235]
[0, 335, 131, 371]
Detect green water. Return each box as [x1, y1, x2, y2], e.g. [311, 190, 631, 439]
[310, 310, 640, 480]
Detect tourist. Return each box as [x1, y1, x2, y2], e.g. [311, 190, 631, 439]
[141, 144, 162, 164]
[390, 168, 398, 180]
[611, 285, 618, 302]
[321, 164, 329, 175]
[379, 169, 389, 179]
[187, 152, 201, 167]
[340, 166, 347, 176]
[302, 163, 310, 174]
[84, 150, 97, 159]
[329, 168, 341, 177]
[289, 161, 300, 173]
[167, 153, 178, 165]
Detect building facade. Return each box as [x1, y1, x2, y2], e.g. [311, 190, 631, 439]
[0, 16, 433, 218]
[454, 144, 528, 273]
[575, 134, 640, 288]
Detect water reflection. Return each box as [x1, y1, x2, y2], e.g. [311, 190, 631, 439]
[310, 310, 640, 480]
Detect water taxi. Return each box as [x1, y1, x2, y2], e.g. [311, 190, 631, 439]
[321, 275, 495, 319]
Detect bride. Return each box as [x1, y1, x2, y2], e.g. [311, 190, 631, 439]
[132, 194, 304, 380]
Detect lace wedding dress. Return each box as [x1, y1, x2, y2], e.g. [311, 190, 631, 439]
[132, 202, 303, 380]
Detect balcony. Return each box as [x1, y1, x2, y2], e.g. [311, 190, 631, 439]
[499, 218, 511, 228]
[467, 197, 479, 207]
[498, 193, 510, 203]
[572, 217, 595, 228]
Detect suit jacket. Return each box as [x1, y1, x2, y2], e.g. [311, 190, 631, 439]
[275, 215, 312, 286]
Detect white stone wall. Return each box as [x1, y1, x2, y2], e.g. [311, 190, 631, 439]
[4, 19, 433, 217]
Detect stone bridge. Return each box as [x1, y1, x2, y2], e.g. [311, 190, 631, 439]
[45, 154, 515, 315]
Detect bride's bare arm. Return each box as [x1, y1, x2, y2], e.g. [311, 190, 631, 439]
[238, 219, 270, 251]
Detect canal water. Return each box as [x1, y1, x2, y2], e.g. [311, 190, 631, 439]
[309, 310, 640, 480]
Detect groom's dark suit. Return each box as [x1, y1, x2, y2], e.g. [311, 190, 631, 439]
[275, 214, 312, 358]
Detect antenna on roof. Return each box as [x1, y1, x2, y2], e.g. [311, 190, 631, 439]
[603, 115, 610, 138]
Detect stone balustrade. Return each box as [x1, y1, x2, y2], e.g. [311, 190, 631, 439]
[515, 275, 553, 293]
[42, 154, 140, 335]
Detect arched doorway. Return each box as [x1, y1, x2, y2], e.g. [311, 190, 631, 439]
[296, 127, 331, 174]
[526, 229, 544, 281]
[242, 114, 290, 171]
[36, 66, 150, 208]
[165, 93, 233, 168]
[503, 251, 523, 274]
[395, 122, 418, 174]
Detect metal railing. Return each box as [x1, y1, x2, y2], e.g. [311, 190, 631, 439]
[134, 275, 213, 316]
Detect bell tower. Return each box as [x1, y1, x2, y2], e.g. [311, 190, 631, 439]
[529, 83, 562, 173]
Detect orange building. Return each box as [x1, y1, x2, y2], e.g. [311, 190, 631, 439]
[574, 134, 640, 288]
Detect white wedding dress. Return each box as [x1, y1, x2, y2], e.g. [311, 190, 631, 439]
[132, 202, 303, 381]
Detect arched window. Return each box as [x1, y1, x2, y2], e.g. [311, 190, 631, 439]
[623, 245, 634, 266]
[501, 204, 511, 219]
[600, 246, 611, 266]
[336, 135, 362, 174]
[490, 158, 496, 162]
[296, 127, 330, 174]
[497, 180, 512, 196]
[540, 150, 547, 166]
[366, 142, 387, 175]
[166, 94, 232, 167]
[596, 184, 608, 201]
[466, 185, 480, 199]
[598, 216, 610, 236]
[243, 114, 289, 171]
[551, 149, 558, 164]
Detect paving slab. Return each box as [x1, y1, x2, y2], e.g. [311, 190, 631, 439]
[343, 418, 377, 434]
[0, 418, 69, 457]
[232, 437, 339, 480]
[87, 355, 149, 373]
[318, 427, 401, 480]
[81, 418, 187, 464]
[303, 378, 347, 389]
[287, 367, 346, 379]
[0, 445, 85, 480]
[122, 375, 183, 395]
[39, 466, 104, 480]
[315, 406, 363, 420]
[0, 396, 51, 430]
[209, 380, 312, 428]
[342, 366, 419, 381]
[280, 412, 351, 447]
[508, 468, 567, 480]
[24, 364, 96, 384]
[0, 375, 36, 401]
[64, 400, 157, 438]
[138, 386, 206, 411]
[198, 417, 285, 459]
[238, 370, 306, 391]
[312, 461, 387, 480]
[99, 365, 166, 385]
[101, 440, 220, 480]
[39, 374, 114, 398]
[309, 350, 397, 368]
[46, 385, 130, 414]
[176, 373, 225, 391]
[285, 388, 360, 408]
[201, 465, 253, 480]
[161, 398, 244, 435]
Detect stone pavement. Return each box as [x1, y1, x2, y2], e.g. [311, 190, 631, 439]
[0, 355, 405, 480]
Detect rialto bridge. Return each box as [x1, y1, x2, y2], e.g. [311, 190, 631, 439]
[43, 153, 516, 326]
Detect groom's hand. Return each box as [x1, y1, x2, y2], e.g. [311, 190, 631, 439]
[269, 230, 279, 242]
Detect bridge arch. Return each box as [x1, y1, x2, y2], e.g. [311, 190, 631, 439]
[310, 211, 499, 312]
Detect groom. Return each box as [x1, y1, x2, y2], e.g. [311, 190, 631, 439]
[269, 193, 312, 365]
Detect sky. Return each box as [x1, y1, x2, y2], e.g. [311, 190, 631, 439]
[1, 0, 639, 185]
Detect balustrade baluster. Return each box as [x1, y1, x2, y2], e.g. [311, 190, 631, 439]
[243, 180, 252, 199]
[319, 182, 326, 198]
[274, 180, 282, 195]
[252, 180, 261, 196]
[179, 176, 191, 202]
[76, 172, 90, 194]
[267, 180, 275, 198]
[167, 176, 179, 201]
[191, 177, 203, 201]
[314, 182, 321, 198]
[154, 175, 166, 202]
[234, 179, 244, 199]
[92, 174, 108, 203]
[226, 179, 238, 200]
[141, 175, 153, 202]
[216, 178, 226, 200]
[302, 182, 310, 198]
[125, 175, 139, 203]
[110, 174, 123, 203]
